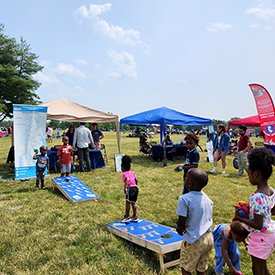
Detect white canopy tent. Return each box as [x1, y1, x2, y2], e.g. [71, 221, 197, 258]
[39, 98, 120, 153]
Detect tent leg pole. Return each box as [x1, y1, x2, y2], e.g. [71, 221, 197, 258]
[163, 142, 167, 167]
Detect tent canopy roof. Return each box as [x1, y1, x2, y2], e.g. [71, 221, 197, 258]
[227, 115, 260, 132]
[120, 106, 212, 127]
[40, 98, 118, 123]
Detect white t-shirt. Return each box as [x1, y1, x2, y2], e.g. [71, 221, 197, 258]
[176, 191, 213, 244]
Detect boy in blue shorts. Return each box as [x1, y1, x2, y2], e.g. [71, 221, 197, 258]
[33, 146, 49, 190]
[176, 168, 213, 275]
[174, 133, 200, 194]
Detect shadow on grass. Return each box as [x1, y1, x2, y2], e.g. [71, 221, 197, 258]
[0, 162, 15, 180]
[50, 188, 71, 201]
[131, 155, 179, 168]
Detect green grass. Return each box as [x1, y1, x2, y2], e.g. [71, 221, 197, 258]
[0, 132, 274, 274]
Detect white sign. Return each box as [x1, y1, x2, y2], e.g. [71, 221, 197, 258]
[206, 141, 214, 163]
[13, 105, 47, 180]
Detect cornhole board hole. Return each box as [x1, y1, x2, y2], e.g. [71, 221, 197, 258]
[106, 219, 183, 272]
[52, 175, 99, 203]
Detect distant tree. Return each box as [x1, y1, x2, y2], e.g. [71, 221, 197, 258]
[212, 119, 227, 129]
[0, 119, 13, 128]
[0, 24, 43, 122]
[229, 117, 241, 121]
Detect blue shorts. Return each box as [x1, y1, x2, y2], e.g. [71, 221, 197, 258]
[36, 171, 45, 183]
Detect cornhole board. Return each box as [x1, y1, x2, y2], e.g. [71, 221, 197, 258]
[52, 175, 99, 203]
[106, 219, 183, 272]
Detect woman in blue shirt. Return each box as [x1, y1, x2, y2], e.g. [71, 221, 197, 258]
[91, 123, 105, 150]
[210, 124, 230, 174]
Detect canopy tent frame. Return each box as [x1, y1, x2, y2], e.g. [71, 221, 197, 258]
[227, 115, 260, 133]
[40, 98, 120, 153]
[120, 106, 212, 166]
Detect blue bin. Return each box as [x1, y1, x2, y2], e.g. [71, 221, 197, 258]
[264, 144, 275, 154]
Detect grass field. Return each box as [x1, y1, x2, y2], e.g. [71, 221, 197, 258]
[0, 132, 274, 275]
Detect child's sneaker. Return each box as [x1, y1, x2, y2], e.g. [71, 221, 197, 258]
[131, 216, 139, 222]
[210, 168, 216, 173]
[42, 187, 46, 190]
[121, 216, 131, 223]
[35, 186, 39, 190]
[214, 271, 224, 275]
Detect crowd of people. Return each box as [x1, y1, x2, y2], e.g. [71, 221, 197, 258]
[31, 122, 275, 275]
[43, 122, 105, 175]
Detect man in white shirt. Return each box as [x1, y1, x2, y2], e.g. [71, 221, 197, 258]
[73, 122, 94, 172]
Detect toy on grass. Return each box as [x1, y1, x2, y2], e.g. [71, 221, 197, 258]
[234, 201, 249, 219]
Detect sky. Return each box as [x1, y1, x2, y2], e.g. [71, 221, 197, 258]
[1, 0, 275, 121]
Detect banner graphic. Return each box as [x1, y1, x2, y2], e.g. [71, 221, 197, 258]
[249, 84, 275, 145]
[13, 105, 48, 180]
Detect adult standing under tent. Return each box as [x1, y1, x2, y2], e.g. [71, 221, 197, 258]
[236, 124, 253, 176]
[91, 123, 105, 150]
[73, 122, 94, 172]
[47, 125, 53, 143]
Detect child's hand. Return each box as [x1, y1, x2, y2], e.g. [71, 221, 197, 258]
[174, 165, 183, 172]
[60, 164, 62, 169]
[233, 209, 241, 221]
[229, 266, 241, 275]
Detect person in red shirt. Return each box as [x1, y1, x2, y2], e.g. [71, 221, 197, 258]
[58, 136, 73, 177]
[236, 124, 253, 176]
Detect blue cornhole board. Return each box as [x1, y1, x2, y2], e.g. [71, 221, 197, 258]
[52, 175, 99, 203]
[106, 219, 183, 272]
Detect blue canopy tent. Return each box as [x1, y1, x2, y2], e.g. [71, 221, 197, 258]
[120, 107, 213, 143]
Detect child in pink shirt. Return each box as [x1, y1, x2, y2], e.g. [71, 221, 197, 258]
[121, 155, 139, 223]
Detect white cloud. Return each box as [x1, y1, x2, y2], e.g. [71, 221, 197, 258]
[246, 6, 275, 20]
[106, 50, 137, 79]
[34, 72, 84, 97]
[74, 3, 112, 20]
[249, 23, 260, 28]
[40, 60, 51, 67]
[35, 72, 62, 86]
[94, 18, 140, 46]
[94, 63, 100, 68]
[74, 59, 88, 65]
[207, 22, 233, 32]
[74, 3, 150, 52]
[264, 25, 272, 31]
[54, 63, 86, 78]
